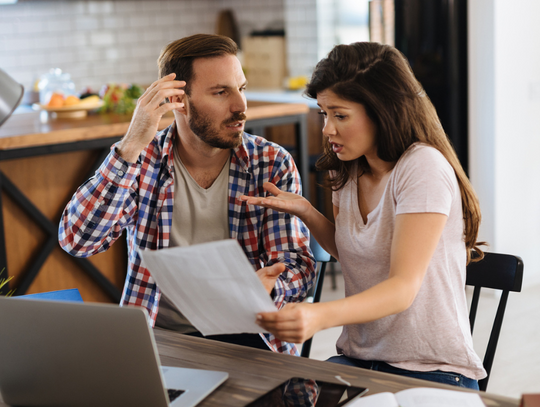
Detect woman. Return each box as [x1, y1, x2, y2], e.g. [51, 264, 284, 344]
[241, 42, 487, 389]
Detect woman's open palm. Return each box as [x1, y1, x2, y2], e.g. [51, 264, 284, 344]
[241, 182, 312, 219]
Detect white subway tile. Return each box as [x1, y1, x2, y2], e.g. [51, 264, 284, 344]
[102, 16, 126, 30]
[76, 48, 103, 63]
[91, 60, 119, 77]
[128, 15, 153, 28]
[162, 1, 181, 12]
[75, 16, 100, 31]
[116, 47, 132, 59]
[139, 2, 164, 12]
[0, 21, 16, 36]
[87, 1, 114, 15]
[0, 54, 19, 69]
[0, 4, 27, 19]
[10, 70, 34, 88]
[152, 13, 176, 27]
[14, 19, 45, 35]
[119, 60, 141, 75]
[0, 0, 320, 102]
[19, 51, 50, 68]
[3, 35, 34, 52]
[59, 2, 87, 16]
[130, 72, 157, 86]
[140, 58, 158, 73]
[90, 31, 115, 47]
[45, 18, 73, 34]
[105, 48, 120, 61]
[33, 34, 62, 50]
[113, 1, 137, 14]
[117, 30, 141, 44]
[49, 50, 77, 66]
[25, 2, 62, 18]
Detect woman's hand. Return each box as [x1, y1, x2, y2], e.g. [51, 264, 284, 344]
[240, 182, 313, 220]
[256, 302, 323, 343]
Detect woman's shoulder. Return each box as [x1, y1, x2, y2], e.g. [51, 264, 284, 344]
[396, 143, 451, 173]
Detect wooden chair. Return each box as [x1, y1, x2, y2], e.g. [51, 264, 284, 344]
[301, 238, 336, 358]
[466, 252, 524, 391]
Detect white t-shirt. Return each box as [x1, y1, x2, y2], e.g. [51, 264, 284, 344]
[155, 151, 230, 333]
[332, 143, 486, 380]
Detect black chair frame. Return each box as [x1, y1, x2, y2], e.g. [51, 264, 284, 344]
[466, 251, 524, 391]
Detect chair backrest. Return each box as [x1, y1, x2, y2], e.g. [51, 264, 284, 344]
[18, 288, 84, 302]
[301, 238, 336, 358]
[466, 252, 524, 391]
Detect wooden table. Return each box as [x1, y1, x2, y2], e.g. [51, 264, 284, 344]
[0, 328, 521, 406]
[154, 329, 519, 407]
[0, 103, 309, 301]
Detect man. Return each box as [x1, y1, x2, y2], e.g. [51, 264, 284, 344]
[59, 34, 315, 355]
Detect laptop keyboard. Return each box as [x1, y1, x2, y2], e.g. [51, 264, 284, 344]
[167, 388, 185, 403]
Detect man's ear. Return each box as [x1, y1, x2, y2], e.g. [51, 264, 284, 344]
[169, 95, 187, 115]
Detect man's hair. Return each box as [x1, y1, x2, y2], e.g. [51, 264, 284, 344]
[157, 33, 238, 95]
[306, 42, 485, 263]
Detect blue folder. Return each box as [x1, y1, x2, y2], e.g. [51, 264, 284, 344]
[19, 288, 83, 302]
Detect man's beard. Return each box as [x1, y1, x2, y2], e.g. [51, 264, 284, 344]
[188, 101, 246, 149]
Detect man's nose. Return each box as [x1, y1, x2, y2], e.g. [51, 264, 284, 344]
[231, 90, 247, 113]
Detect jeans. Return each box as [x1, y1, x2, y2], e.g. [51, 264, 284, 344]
[327, 355, 479, 390]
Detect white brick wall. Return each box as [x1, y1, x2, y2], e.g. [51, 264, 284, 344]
[284, 0, 319, 78]
[0, 0, 289, 94]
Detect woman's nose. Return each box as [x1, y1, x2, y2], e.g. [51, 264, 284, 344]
[322, 120, 336, 138]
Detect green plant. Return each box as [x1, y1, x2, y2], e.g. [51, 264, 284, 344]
[99, 83, 145, 115]
[0, 268, 15, 297]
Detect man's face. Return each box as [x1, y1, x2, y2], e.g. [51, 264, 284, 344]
[185, 54, 247, 149]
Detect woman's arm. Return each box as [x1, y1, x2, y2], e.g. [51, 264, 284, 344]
[256, 212, 447, 343]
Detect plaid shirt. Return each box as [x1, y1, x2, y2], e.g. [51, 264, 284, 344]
[59, 124, 315, 356]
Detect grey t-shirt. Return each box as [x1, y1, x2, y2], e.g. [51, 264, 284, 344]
[155, 151, 230, 333]
[333, 143, 486, 380]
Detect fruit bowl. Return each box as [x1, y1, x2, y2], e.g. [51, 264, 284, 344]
[32, 99, 103, 119]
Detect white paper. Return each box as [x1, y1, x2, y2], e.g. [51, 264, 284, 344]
[345, 388, 485, 407]
[344, 392, 399, 407]
[395, 387, 485, 407]
[139, 239, 277, 335]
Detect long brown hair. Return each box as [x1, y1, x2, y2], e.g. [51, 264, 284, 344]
[306, 42, 485, 262]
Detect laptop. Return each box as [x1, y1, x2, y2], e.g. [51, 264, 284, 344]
[0, 297, 228, 407]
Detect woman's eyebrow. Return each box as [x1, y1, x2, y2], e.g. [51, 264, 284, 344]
[318, 103, 351, 110]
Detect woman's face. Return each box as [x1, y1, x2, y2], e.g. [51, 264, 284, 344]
[317, 89, 377, 162]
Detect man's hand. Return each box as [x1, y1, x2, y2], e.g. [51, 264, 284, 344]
[117, 73, 186, 163]
[257, 263, 286, 294]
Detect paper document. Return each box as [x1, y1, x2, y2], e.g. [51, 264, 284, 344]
[139, 239, 278, 335]
[345, 387, 485, 407]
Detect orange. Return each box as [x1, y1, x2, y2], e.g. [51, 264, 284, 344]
[47, 93, 65, 108]
[64, 95, 80, 106]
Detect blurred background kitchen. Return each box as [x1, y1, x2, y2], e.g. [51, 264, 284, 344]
[1, 0, 539, 400]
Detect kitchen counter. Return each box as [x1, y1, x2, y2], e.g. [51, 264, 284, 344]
[0, 103, 310, 302]
[0, 102, 309, 151]
[246, 89, 318, 108]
